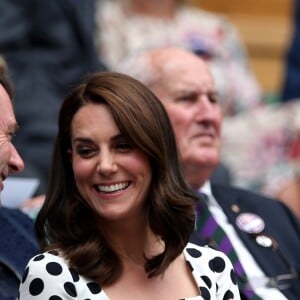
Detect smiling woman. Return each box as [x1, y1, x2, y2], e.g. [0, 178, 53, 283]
[70, 102, 152, 222]
[19, 72, 240, 299]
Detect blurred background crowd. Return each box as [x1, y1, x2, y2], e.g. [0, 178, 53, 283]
[0, 0, 300, 218]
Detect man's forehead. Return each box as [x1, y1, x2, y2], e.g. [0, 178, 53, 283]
[150, 49, 215, 93]
[161, 60, 213, 83]
[163, 74, 215, 94]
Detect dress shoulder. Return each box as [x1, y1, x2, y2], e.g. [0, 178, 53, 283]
[184, 243, 241, 299]
[19, 251, 106, 299]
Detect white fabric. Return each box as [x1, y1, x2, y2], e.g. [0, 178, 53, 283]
[19, 243, 240, 299]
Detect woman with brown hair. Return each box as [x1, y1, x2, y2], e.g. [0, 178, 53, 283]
[19, 72, 240, 299]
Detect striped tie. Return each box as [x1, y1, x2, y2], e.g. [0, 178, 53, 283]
[195, 192, 262, 300]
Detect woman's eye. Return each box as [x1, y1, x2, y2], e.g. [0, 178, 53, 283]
[116, 142, 132, 151]
[76, 147, 95, 157]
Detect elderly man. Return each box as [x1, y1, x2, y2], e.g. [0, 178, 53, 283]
[0, 69, 38, 300]
[118, 47, 300, 300]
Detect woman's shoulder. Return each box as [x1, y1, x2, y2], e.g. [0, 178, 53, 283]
[184, 243, 240, 299]
[184, 242, 234, 272]
[23, 250, 70, 277]
[19, 250, 105, 299]
[185, 242, 228, 256]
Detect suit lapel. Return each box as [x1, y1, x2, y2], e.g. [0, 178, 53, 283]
[210, 184, 293, 278]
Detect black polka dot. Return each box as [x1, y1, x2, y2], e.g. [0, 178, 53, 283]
[46, 262, 63, 275]
[87, 282, 102, 294]
[208, 256, 226, 273]
[69, 268, 80, 282]
[186, 247, 202, 258]
[64, 282, 77, 297]
[33, 254, 45, 261]
[201, 275, 212, 288]
[200, 286, 211, 300]
[230, 269, 238, 285]
[49, 296, 63, 300]
[223, 290, 234, 299]
[29, 278, 44, 296]
[22, 267, 29, 283]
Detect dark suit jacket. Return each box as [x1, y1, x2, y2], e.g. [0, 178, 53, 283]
[0, 0, 107, 191]
[190, 184, 300, 300]
[0, 207, 38, 300]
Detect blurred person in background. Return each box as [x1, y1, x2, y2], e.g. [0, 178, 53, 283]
[0, 0, 107, 194]
[95, 0, 262, 116]
[282, 0, 300, 102]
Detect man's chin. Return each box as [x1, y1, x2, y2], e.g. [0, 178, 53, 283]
[183, 158, 218, 173]
[191, 151, 219, 165]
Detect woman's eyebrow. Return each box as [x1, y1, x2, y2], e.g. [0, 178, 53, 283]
[72, 133, 124, 143]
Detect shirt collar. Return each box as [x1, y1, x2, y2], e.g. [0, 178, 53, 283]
[196, 180, 219, 207]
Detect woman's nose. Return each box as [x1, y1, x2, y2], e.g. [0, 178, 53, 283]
[97, 152, 117, 175]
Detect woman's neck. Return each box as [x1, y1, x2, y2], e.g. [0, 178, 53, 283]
[100, 216, 164, 265]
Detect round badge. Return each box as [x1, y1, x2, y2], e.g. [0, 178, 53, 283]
[255, 234, 273, 248]
[236, 213, 265, 234]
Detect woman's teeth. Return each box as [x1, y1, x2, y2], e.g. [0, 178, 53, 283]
[97, 182, 130, 193]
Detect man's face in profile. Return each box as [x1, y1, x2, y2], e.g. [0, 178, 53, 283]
[0, 84, 24, 202]
[153, 50, 222, 172]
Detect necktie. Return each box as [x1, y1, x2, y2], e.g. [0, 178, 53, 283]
[195, 192, 262, 300]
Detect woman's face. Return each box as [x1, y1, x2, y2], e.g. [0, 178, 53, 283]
[70, 103, 152, 222]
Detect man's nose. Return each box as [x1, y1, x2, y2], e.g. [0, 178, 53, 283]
[195, 96, 217, 119]
[9, 145, 24, 174]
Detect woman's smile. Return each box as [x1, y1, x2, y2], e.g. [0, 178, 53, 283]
[96, 181, 131, 193]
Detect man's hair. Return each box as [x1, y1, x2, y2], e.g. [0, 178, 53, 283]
[0, 57, 14, 100]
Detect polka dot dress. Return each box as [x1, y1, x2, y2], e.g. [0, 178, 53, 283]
[183, 243, 240, 300]
[19, 243, 240, 299]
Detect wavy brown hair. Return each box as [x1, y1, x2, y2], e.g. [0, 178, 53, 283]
[35, 72, 197, 285]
